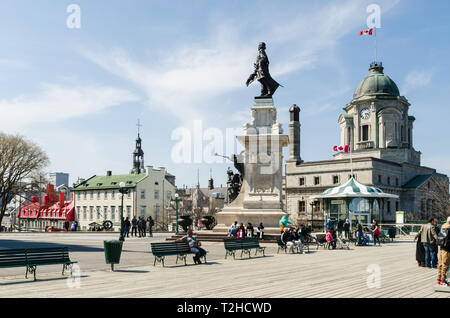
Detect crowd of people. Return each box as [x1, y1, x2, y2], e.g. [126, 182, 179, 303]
[227, 221, 265, 239]
[415, 217, 450, 287]
[123, 216, 154, 238]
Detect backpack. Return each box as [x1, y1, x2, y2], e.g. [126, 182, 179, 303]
[437, 228, 449, 248]
[150, 219, 155, 226]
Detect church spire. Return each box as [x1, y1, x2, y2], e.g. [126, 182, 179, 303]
[131, 119, 145, 174]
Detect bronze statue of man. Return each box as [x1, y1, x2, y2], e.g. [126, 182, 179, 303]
[246, 42, 281, 97]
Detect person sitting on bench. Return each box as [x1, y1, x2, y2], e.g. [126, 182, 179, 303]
[176, 230, 207, 264]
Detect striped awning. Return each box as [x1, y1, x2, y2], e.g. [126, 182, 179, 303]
[311, 178, 399, 199]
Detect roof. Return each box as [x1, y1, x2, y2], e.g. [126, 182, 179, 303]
[353, 63, 400, 99]
[312, 178, 399, 199]
[403, 174, 433, 189]
[73, 173, 147, 191]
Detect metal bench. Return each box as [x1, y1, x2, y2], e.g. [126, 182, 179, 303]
[224, 238, 266, 259]
[150, 241, 207, 267]
[0, 247, 77, 281]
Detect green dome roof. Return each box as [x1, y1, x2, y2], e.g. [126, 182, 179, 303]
[353, 63, 400, 99]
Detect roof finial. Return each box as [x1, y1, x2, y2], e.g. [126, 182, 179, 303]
[137, 119, 142, 137]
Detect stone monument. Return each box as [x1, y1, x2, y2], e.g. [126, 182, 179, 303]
[214, 97, 289, 233]
[214, 42, 289, 234]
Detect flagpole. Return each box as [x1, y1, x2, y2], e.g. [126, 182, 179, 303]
[374, 27, 377, 62]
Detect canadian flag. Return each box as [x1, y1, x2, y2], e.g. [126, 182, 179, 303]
[359, 28, 374, 36]
[333, 145, 350, 153]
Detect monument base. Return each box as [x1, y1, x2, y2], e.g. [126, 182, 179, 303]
[214, 208, 286, 235]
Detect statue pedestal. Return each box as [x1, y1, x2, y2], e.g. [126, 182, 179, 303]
[214, 98, 289, 234]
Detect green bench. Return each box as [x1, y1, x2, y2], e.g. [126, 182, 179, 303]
[150, 241, 207, 267]
[0, 247, 77, 281]
[224, 238, 266, 259]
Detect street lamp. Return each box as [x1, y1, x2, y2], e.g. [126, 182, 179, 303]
[172, 193, 181, 235]
[118, 182, 129, 241]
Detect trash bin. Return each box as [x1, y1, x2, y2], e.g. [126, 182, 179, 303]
[104, 240, 123, 271]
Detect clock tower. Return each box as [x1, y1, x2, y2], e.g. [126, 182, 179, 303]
[336, 62, 421, 165]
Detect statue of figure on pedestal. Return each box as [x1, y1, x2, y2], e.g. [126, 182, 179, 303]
[227, 167, 241, 202]
[246, 42, 281, 98]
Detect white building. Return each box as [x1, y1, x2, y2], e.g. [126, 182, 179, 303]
[73, 167, 176, 231]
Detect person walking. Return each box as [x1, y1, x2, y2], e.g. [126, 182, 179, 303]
[416, 226, 426, 267]
[141, 217, 147, 237]
[123, 217, 131, 238]
[131, 216, 138, 237]
[337, 219, 344, 238]
[437, 217, 450, 286]
[147, 216, 154, 237]
[344, 219, 351, 239]
[415, 218, 438, 268]
[371, 219, 381, 246]
[355, 222, 363, 246]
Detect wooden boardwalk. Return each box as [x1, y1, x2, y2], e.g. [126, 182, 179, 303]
[0, 240, 448, 298]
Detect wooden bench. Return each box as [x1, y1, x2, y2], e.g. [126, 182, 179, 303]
[224, 238, 266, 259]
[0, 247, 77, 281]
[150, 241, 207, 267]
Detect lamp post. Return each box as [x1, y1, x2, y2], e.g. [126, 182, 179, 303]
[118, 182, 129, 242]
[172, 193, 181, 235]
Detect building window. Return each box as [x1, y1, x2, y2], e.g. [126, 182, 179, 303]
[349, 174, 356, 180]
[140, 189, 146, 199]
[387, 177, 391, 185]
[395, 201, 399, 211]
[387, 201, 391, 214]
[90, 192, 93, 200]
[140, 206, 146, 217]
[89, 206, 94, 220]
[313, 201, 321, 212]
[96, 206, 101, 220]
[395, 178, 399, 186]
[154, 190, 160, 200]
[167, 191, 172, 200]
[76, 206, 81, 218]
[77, 192, 80, 200]
[333, 176, 339, 184]
[104, 191, 108, 200]
[83, 192, 87, 200]
[111, 206, 116, 220]
[154, 204, 160, 220]
[103, 206, 108, 220]
[298, 201, 306, 213]
[111, 191, 115, 199]
[127, 191, 131, 199]
[83, 206, 87, 220]
[299, 177, 305, 186]
[314, 177, 320, 185]
[361, 125, 369, 141]
[126, 206, 131, 219]
[97, 192, 100, 200]
[378, 175, 382, 183]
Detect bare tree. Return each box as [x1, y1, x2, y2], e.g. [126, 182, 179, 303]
[0, 133, 49, 225]
[430, 176, 450, 221]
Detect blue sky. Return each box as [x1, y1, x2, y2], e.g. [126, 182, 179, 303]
[0, 0, 449, 188]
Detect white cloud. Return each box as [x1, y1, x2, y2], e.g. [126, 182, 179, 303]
[402, 70, 433, 94]
[80, 0, 399, 127]
[0, 83, 139, 132]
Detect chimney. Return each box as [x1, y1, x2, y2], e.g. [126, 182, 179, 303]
[59, 192, 65, 208]
[288, 104, 302, 163]
[106, 171, 112, 177]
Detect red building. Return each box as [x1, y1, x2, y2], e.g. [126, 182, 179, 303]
[18, 184, 74, 231]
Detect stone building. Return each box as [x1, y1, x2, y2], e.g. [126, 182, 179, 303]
[285, 62, 449, 228]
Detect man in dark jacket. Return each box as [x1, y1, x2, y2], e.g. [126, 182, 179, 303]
[131, 216, 138, 237]
[355, 222, 363, 246]
[415, 218, 438, 268]
[123, 217, 131, 238]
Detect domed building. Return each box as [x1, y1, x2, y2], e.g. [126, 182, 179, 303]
[285, 62, 449, 229]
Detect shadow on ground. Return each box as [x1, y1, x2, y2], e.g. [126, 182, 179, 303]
[0, 240, 103, 252]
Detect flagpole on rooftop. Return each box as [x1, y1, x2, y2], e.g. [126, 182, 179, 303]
[374, 27, 377, 62]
